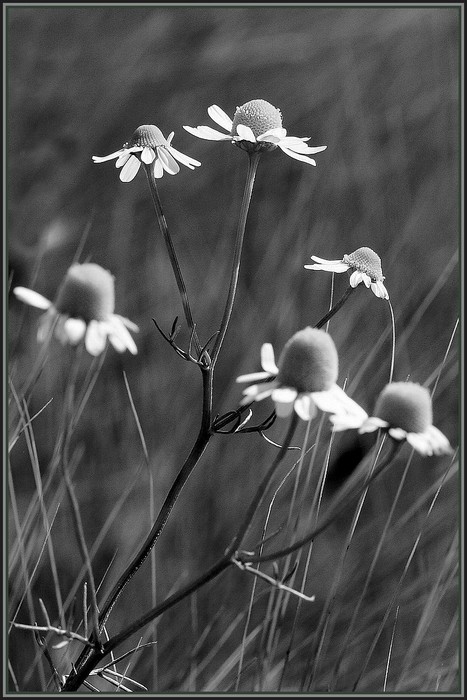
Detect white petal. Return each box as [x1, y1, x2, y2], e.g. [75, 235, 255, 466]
[294, 394, 317, 421]
[236, 371, 273, 383]
[388, 427, 408, 442]
[115, 153, 131, 168]
[63, 317, 86, 345]
[372, 280, 389, 300]
[85, 321, 108, 356]
[272, 387, 298, 405]
[330, 414, 366, 432]
[257, 127, 287, 142]
[311, 384, 367, 419]
[115, 314, 139, 332]
[158, 147, 180, 175]
[141, 146, 156, 164]
[119, 155, 141, 182]
[349, 270, 364, 288]
[183, 125, 231, 141]
[13, 287, 52, 310]
[261, 343, 279, 374]
[166, 145, 201, 169]
[304, 263, 349, 273]
[207, 105, 233, 131]
[310, 255, 345, 265]
[107, 316, 138, 354]
[405, 432, 432, 455]
[236, 124, 256, 142]
[92, 149, 126, 163]
[278, 146, 317, 165]
[154, 158, 164, 178]
[425, 425, 453, 455]
[359, 417, 388, 433]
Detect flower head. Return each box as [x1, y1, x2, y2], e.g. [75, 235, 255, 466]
[236, 327, 367, 422]
[13, 263, 139, 356]
[184, 99, 327, 164]
[92, 125, 201, 182]
[305, 246, 389, 299]
[330, 382, 453, 456]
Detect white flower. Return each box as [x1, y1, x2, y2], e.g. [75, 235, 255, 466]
[92, 125, 201, 182]
[330, 382, 453, 456]
[13, 263, 139, 356]
[305, 246, 389, 299]
[184, 99, 327, 164]
[236, 327, 367, 422]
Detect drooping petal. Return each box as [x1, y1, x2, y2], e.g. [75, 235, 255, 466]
[261, 343, 279, 375]
[236, 371, 273, 383]
[119, 154, 141, 182]
[330, 413, 368, 432]
[271, 387, 298, 417]
[311, 384, 367, 419]
[63, 317, 86, 345]
[278, 146, 317, 165]
[371, 280, 389, 300]
[107, 316, 138, 354]
[388, 427, 408, 442]
[425, 425, 453, 455]
[257, 127, 287, 142]
[304, 263, 349, 273]
[115, 314, 139, 332]
[183, 125, 231, 141]
[158, 147, 180, 175]
[235, 124, 256, 142]
[207, 104, 233, 132]
[166, 145, 201, 169]
[115, 152, 132, 168]
[359, 417, 389, 433]
[294, 394, 317, 421]
[92, 149, 126, 163]
[349, 270, 365, 288]
[85, 320, 108, 356]
[153, 158, 164, 178]
[13, 287, 52, 310]
[141, 146, 156, 164]
[310, 255, 346, 265]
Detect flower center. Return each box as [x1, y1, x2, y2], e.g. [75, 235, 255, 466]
[343, 247, 384, 281]
[374, 382, 433, 433]
[54, 263, 115, 323]
[231, 99, 282, 139]
[277, 327, 338, 393]
[125, 125, 165, 149]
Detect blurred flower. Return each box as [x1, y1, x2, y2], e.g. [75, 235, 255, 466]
[331, 382, 453, 456]
[305, 246, 389, 299]
[13, 263, 139, 356]
[236, 327, 367, 421]
[92, 125, 201, 182]
[184, 99, 327, 163]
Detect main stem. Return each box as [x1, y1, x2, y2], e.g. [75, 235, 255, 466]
[314, 285, 355, 329]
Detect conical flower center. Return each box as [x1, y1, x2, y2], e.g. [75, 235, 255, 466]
[277, 327, 338, 393]
[54, 263, 115, 322]
[343, 247, 384, 281]
[231, 99, 282, 139]
[125, 125, 165, 149]
[374, 382, 432, 433]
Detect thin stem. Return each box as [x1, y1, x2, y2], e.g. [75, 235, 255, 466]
[314, 285, 355, 329]
[144, 165, 201, 354]
[211, 152, 261, 366]
[239, 438, 403, 564]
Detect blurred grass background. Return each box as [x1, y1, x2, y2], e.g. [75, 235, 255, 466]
[7, 4, 460, 693]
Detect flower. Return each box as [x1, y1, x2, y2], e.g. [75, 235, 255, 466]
[13, 263, 139, 356]
[236, 327, 368, 422]
[92, 125, 201, 182]
[305, 246, 389, 299]
[184, 99, 327, 164]
[330, 382, 453, 456]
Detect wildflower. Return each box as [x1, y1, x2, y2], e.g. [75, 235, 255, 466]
[236, 327, 367, 421]
[13, 263, 139, 356]
[330, 382, 453, 456]
[92, 125, 201, 182]
[305, 246, 389, 299]
[184, 99, 327, 163]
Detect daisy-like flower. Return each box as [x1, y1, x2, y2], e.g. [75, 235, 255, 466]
[13, 263, 139, 356]
[184, 99, 327, 164]
[305, 246, 389, 299]
[330, 382, 453, 456]
[236, 327, 368, 422]
[92, 125, 201, 182]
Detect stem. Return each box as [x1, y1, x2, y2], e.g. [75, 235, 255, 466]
[144, 164, 201, 354]
[211, 152, 261, 366]
[239, 438, 403, 564]
[314, 285, 355, 329]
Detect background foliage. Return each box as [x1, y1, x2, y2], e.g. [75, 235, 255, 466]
[7, 4, 460, 693]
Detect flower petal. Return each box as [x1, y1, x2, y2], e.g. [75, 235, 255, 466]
[236, 124, 256, 142]
[119, 154, 141, 182]
[405, 432, 433, 455]
[304, 263, 349, 273]
[92, 149, 126, 163]
[13, 287, 52, 310]
[115, 152, 131, 168]
[85, 321, 108, 356]
[278, 146, 317, 165]
[257, 127, 287, 142]
[261, 343, 279, 374]
[310, 255, 346, 265]
[359, 417, 389, 433]
[294, 394, 317, 421]
[141, 146, 156, 164]
[158, 147, 180, 175]
[115, 315, 139, 333]
[349, 270, 364, 288]
[236, 371, 273, 383]
[183, 125, 231, 141]
[425, 425, 453, 455]
[107, 316, 138, 354]
[311, 384, 368, 419]
[166, 145, 201, 169]
[154, 158, 164, 178]
[207, 104, 233, 132]
[63, 317, 86, 345]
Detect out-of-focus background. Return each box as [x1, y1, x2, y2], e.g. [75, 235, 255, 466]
[7, 5, 460, 693]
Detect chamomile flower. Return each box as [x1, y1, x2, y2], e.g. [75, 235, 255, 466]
[13, 263, 139, 356]
[236, 327, 367, 422]
[92, 125, 201, 182]
[330, 382, 452, 456]
[184, 99, 327, 164]
[305, 246, 389, 299]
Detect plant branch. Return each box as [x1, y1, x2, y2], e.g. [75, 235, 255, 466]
[314, 285, 355, 329]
